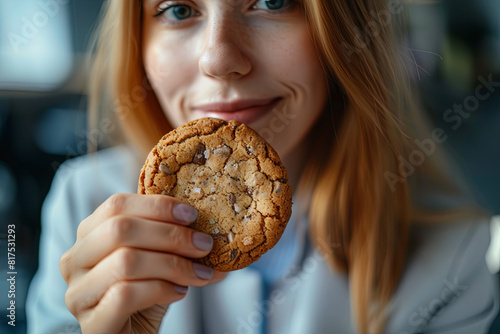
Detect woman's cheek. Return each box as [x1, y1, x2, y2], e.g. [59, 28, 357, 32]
[146, 41, 181, 91]
[145, 39, 194, 123]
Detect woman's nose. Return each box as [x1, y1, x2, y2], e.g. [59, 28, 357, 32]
[198, 18, 252, 80]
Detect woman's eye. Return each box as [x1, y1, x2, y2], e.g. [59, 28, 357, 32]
[155, 4, 195, 21]
[253, 0, 292, 11]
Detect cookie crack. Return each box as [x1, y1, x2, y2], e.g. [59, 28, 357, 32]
[172, 122, 227, 144]
[244, 240, 265, 254]
[263, 144, 279, 166]
[220, 249, 240, 264]
[253, 207, 279, 219]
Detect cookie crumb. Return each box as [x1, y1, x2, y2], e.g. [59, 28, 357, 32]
[243, 236, 253, 246]
[213, 145, 231, 157]
[234, 203, 242, 213]
[159, 164, 171, 174]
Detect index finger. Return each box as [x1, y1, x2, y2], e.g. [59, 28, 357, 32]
[78, 193, 198, 240]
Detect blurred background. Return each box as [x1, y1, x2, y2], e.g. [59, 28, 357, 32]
[0, 0, 499, 333]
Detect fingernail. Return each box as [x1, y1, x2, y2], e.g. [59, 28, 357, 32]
[174, 285, 189, 294]
[193, 263, 213, 280]
[192, 232, 213, 251]
[173, 203, 198, 223]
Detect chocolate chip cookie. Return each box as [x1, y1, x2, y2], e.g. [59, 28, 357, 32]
[138, 118, 292, 271]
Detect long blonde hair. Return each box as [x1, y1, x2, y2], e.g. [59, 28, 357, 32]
[88, 0, 489, 333]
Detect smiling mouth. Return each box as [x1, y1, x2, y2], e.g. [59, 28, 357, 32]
[192, 97, 282, 124]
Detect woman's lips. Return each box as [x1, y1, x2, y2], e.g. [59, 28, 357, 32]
[192, 97, 282, 124]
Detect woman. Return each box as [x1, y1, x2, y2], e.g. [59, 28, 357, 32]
[26, 0, 499, 333]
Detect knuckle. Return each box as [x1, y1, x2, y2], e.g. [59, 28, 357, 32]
[105, 193, 127, 215]
[64, 285, 90, 316]
[164, 225, 184, 248]
[64, 288, 77, 314]
[166, 254, 183, 272]
[115, 248, 139, 279]
[59, 250, 73, 282]
[109, 281, 133, 304]
[108, 215, 133, 245]
[151, 195, 170, 217]
[76, 215, 93, 241]
[76, 223, 85, 240]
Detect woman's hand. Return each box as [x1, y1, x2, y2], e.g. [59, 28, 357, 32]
[59, 193, 226, 334]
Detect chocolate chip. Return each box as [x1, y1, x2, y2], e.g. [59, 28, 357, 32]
[228, 193, 236, 204]
[246, 145, 254, 155]
[230, 249, 238, 261]
[192, 143, 207, 164]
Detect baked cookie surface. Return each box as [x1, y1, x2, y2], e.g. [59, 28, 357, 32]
[138, 118, 292, 271]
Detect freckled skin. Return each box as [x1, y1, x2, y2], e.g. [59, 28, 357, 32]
[141, 0, 328, 162]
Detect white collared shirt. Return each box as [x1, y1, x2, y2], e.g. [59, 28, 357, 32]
[26, 146, 499, 334]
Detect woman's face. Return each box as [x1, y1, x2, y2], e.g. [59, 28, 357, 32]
[142, 0, 328, 159]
